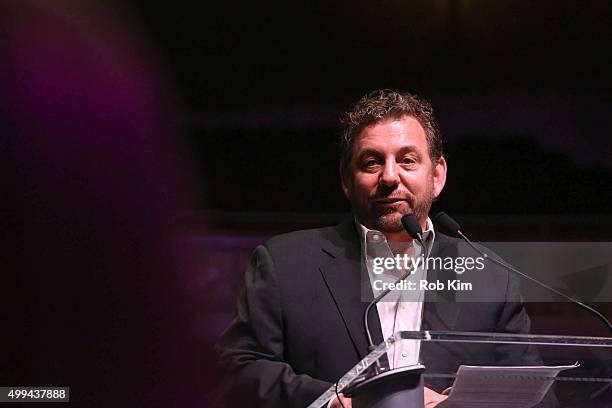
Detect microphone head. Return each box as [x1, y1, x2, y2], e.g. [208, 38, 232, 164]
[433, 212, 462, 237]
[400, 213, 423, 240]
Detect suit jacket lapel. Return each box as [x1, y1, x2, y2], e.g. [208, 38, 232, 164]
[318, 218, 384, 360]
[317, 221, 466, 359]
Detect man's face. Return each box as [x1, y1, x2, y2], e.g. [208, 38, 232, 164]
[341, 116, 447, 233]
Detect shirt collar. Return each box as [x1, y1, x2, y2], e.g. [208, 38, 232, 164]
[355, 215, 435, 255]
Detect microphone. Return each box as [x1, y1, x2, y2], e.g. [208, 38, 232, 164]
[432, 212, 461, 238]
[401, 213, 425, 249]
[433, 211, 612, 335]
[364, 214, 424, 353]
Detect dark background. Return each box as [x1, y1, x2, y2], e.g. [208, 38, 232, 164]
[3, 1, 611, 406]
[129, 0, 611, 221]
[127, 2, 611, 405]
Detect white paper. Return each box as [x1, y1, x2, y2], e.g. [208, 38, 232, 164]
[436, 363, 579, 408]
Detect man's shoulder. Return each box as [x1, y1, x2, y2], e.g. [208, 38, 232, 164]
[261, 217, 357, 259]
[266, 225, 336, 245]
[433, 230, 462, 244]
[432, 230, 516, 293]
[249, 223, 351, 277]
[264, 222, 348, 250]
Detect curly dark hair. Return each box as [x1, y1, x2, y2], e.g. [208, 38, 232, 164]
[339, 89, 443, 167]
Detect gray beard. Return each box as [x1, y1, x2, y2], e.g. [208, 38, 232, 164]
[360, 181, 434, 233]
[351, 171, 437, 233]
[369, 200, 431, 233]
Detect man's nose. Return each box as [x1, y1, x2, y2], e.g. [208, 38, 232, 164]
[379, 161, 400, 187]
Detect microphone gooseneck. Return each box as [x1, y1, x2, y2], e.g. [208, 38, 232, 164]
[364, 214, 424, 352]
[433, 212, 612, 335]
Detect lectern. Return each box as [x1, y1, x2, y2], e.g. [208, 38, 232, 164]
[307, 331, 612, 408]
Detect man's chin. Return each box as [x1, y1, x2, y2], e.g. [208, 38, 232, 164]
[372, 213, 405, 233]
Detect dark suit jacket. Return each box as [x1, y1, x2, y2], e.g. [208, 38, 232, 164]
[215, 218, 547, 407]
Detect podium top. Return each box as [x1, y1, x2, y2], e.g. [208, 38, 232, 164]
[307, 331, 612, 408]
[395, 330, 612, 347]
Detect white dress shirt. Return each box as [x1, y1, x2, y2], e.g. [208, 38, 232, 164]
[329, 218, 436, 406]
[356, 217, 435, 369]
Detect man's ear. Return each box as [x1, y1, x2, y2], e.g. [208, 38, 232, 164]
[432, 156, 447, 199]
[339, 161, 351, 199]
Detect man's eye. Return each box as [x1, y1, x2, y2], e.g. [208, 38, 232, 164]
[362, 159, 377, 166]
[401, 157, 416, 165]
[360, 159, 380, 171]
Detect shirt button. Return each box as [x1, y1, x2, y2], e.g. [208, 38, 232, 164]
[401, 352, 408, 357]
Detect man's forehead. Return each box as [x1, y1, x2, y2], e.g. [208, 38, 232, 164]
[354, 116, 427, 151]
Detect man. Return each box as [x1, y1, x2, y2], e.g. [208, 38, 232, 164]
[216, 90, 540, 407]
